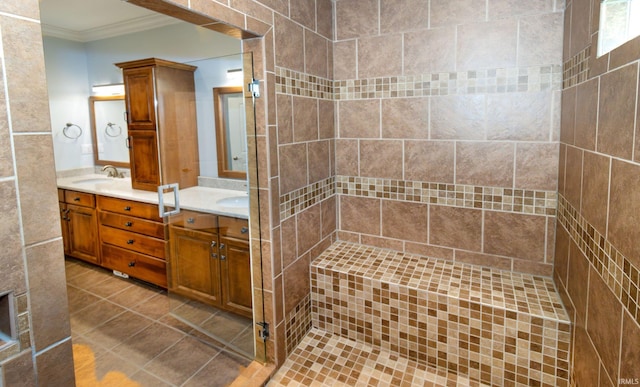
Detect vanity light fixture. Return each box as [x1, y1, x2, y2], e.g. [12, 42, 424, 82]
[92, 83, 125, 96]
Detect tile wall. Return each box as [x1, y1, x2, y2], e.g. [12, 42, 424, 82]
[333, 0, 565, 277]
[0, 1, 75, 385]
[557, 0, 640, 385]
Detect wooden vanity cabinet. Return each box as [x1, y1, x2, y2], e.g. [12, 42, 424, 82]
[97, 196, 168, 288]
[169, 212, 252, 318]
[116, 58, 200, 192]
[58, 189, 100, 265]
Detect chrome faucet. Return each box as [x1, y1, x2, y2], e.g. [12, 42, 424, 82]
[102, 165, 123, 178]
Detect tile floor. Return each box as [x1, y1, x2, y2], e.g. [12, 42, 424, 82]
[66, 258, 255, 386]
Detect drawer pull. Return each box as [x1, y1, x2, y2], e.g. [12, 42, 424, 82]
[124, 206, 131, 211]
[211, 241, 217, 248]
[187, 217, 195, 224]
[211, 253, 218, 259]
[241, 227, 248, 234]
[125, 222, 133, 227]
[128, 261, 136, 267]
[220, 255, 226, 260]
[73, 197, 81, 202]
[127, 239, 134, 244]
[219, 243, 225, 250]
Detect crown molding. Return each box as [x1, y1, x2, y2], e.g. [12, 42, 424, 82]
[41, 13, 180, 42]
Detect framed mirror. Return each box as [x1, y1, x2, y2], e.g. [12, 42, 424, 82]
[90, 95, 129, 168]
[214, 86, 247, 179]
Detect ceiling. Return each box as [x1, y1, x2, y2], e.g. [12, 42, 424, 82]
[39, 0, 179, 42]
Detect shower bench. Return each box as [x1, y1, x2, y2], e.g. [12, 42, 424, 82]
[304, 241, 572, 387]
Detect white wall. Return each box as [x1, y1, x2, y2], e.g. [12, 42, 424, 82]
[43, 22, 244, 178]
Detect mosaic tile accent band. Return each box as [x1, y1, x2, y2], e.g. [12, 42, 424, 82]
[336, 175, 557, 216]
[270, 328, 490, 387]
[311, 242, 571, 386]
[562, 46, 590, 88]
[275, 67, 333, 100]
[334, 65, 562, 100]
[557, 194, 640, 326]
[0, 293, 30, 363]
[280, 177, 335, 220]
[284, 294, 313, 356]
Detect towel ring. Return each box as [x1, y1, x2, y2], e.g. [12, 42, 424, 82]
[62, 123, 82, 139]
[105, 122, 122, 137]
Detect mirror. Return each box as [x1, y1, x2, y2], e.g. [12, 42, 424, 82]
[214, 86, 247, 179]
[90, 95, 129, 168]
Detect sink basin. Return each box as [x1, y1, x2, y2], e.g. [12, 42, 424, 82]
[72, 177, 113, 184]
[216, 196, 249, 208]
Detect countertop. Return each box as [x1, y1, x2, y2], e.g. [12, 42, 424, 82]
[57, 174, 249, 219]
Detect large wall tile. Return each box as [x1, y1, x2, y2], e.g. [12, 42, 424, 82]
[620, 312, 640, 382]
[0, 72, 13, 178]
[316, 0, 333, 39]
[515, 143, 558, 191]
[567, 241, 589, 324]
[455, 250, 512, 270]
[430, 0, 485, 27]
[488, 0, 554, 20]
[358, 34, 403, 78]
[457, 20, 518, 70]
[283, 253, 311, 314]
[281, 216, 297, 269]
[308, 140, 330, 183]
[359, 140, 403, 179]
[429, 205, 482, 251]
[1, 349, 35, 386]
[560, 86, 576, 145]
[486, 91, 552, 141]
[574, 77, 598, 151]
[553, 226, 570, 286]
[296, 204, 321, 256]
[279, 143, 307, 194]
[318, 100, 335, 140]
[26, 240, 70, 351]
[608, 159, 640, 269]
[290, 0, 315, 31]
[564, 146, 582, 210]
[571, 326, 601, 387]
[455, 142, 514, 187]
[338, 100, 380, 138]
[586, 268, 622, 382]
[404, 26, 456, 75]
[381, 98, 429, 139]
[597, 63, 637, 160]
[13, 135, 60, 245]
[0, 181, 25, 295]
[0, 1, 40, 19]
[274, 14, 304, 72]
[321, 196, 336, 239]
[277, 94, 293, 144]
[304, 31, 328, 78]
[581, 151, 609, 235]
[335, 139, 358, 176]
[569, 0, 591, 56]
[333, 40, 357, 80]
[339, 196, 380, 236]
[34, 340, 75, 387]
[517, 12, 563, 66]
[293, 96, 318, 142]
[484, 212, 546, 262]
[335, 0, 378, 40]
[380, 0, 429, 33]
[381, 200, 428, 243]
[404, 140, 454, 183]
[430, 95, 486, 140]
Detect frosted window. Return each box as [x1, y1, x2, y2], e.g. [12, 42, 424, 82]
[598, 0, 640, 56]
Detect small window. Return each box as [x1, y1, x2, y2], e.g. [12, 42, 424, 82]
[598, 0, 640, 56]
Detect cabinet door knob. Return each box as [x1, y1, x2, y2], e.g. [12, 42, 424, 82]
[220, 255, 226, 260]
[125, 222, 133, 227]
[127, 239, 134, 244]
[211, 253, 218, 259]
[124, 206, 131, 211]
[187, 217, 195, 224]
[241, 227, 248, 234]
[211, 241, 216, 248]
[128, 261, 135, 267]
[73, 197, 81, 201]
[220, 243, 225, 249]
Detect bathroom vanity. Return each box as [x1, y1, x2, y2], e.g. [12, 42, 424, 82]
[57, 175, 251, 317]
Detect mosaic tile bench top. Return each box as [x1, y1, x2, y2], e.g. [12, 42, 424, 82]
[313, 242, 569, 323]
[268, 328, 489, 387]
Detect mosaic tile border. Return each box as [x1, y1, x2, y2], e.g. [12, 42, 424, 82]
[0, 292, 30, 363]
[557, 194, 640, 327]
[270, 328, 490, 387]
[284, 294, 313, 356]
[280, 176, 335, 220]
[562, 46, 590, 88]
[336, 175, 557, 216]
[334, 65, 562, 100]
[275, 67, 334, 100]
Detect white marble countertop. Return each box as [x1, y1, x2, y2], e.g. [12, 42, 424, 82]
[57, 174, 249, 219]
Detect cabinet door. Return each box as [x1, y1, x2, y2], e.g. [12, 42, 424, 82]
[169, 226, 221, 307]
[67, 204, 100, 264]
[59, 202, 70, 255]
[123, 67, 156, 130]
[129, 130, 160, 191]
[220, 236, 252, 318]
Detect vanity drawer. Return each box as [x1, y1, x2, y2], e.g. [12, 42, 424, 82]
[172, 210, 218, 233]
[100, 225, 167, 259]
[64, 190, 95, 208]
[99, 211, 166, 239]
[219, 216, 249, 240]
[101, 244, 167, 288]
[98, 196, 161, 221]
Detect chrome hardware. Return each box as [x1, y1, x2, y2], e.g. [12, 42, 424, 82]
[256, 321, 269, 341]
[219, 243, 225, 250]
[211, 253, 218, 259]
[211, 241, 217, 247]
[220, 255, 226, 260]
[73, 197, 80, 201]
[126, 239, 134, 244]
[128, 261, 135, 267]
[248, 79, 260, 98]
[241, 227, 248, 234]
[125, 222, 133, 227]
[124, 206, 131, 211]
[187, 217, 195, 224]
[101, 165, 123, 178]
[158, 183, 180, 218]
